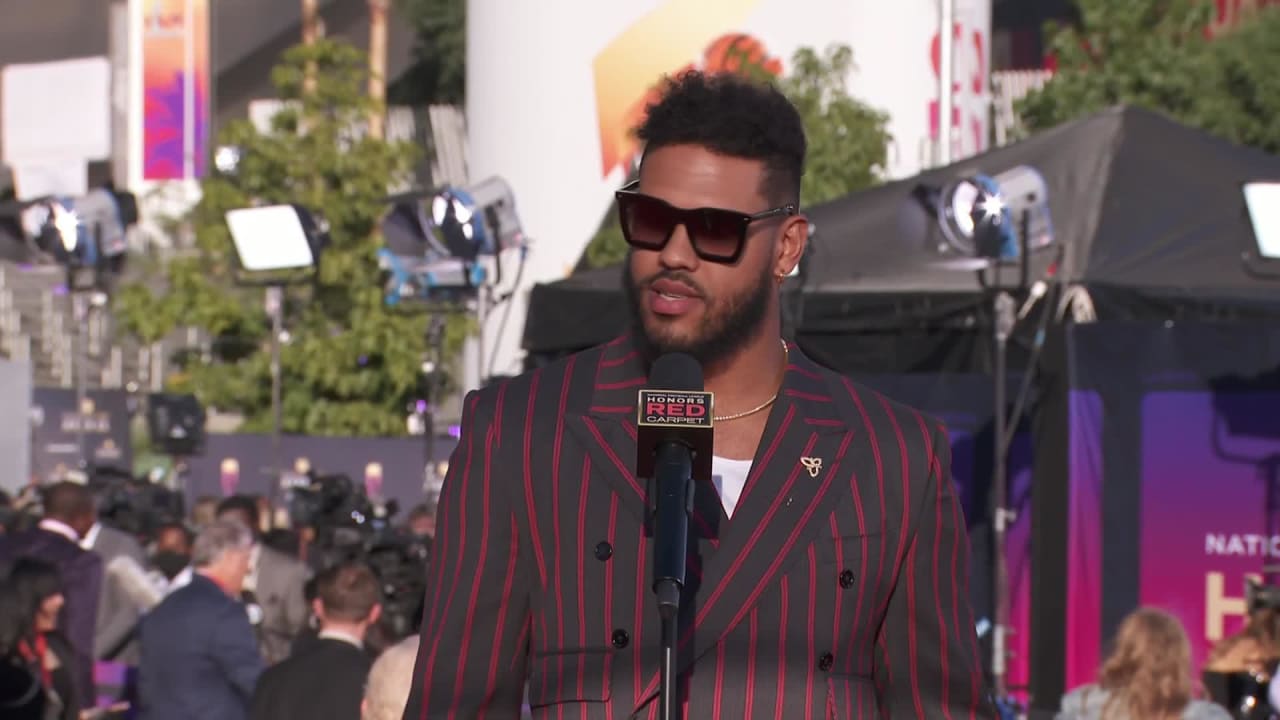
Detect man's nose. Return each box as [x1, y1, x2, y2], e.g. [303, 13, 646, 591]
[658, 223, 698, 270]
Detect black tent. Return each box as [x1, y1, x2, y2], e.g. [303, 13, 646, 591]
[522, 106, 1280, 372]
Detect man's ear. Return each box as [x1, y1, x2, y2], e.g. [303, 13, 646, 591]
[367, 603, 383, 626]
[312, 598, 325, 620]
[775, 215, 809, 278]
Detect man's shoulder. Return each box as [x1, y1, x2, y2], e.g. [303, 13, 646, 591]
[466, 341, 614, 419]
[258, 545, 307, 577]
[811, 364, 946, 438]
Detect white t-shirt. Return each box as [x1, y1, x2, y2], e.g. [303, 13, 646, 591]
[712, 456, 753, 518]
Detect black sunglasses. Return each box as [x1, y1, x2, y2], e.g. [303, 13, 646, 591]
[614, 182, 798, 264]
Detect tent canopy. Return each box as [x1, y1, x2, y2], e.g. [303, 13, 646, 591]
[523, 106, 1280, 356]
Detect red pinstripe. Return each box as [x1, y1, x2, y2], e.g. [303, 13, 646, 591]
[513, 615, 531, 672]
[580, 418, 644, 498]
[914, 412, 953, 720]
[479, 513, 520, 717]
[774, 576, 790, 720]
[844, 472, 869, 677]
[785, 389, 834, 402]
[632, 534, 646, 708]
[744, 608, 759, 718]
[879, 402, 922, 718]
[576, 456, 590, 704]
[842, 380, 890, 628]
[549, 360, 574, 711]
[828, 514, 849, 719]
[603, 495, 618, 720]
[417, 392, 481, 717]
[600, 348, 637, 367]
[805, 548, 817, 720]
[712, 640, 726, 717]
[596, 376, 646, 391]
[523, 370, 548, 586]
[449, 399, 499, 708]
[590, 405, 633, 415]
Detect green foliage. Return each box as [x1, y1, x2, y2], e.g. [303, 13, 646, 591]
[1017, 1, 1280, 154]
[389, 0, 466, 106]
[581, 44, 891, 269]
[114, 40, 470, 437]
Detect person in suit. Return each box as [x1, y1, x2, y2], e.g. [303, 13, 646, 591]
[249, 561, 381, 720]
[216, 495, 310, 665]
[82, 519, 155, 711]
[137, 518, 263, 720]
[403, 70, 993, 719]
[0, 482, 102, 710]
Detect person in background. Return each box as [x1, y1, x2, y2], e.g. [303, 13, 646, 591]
[149, 522, 192, 591]
[81, 514, 149, 707]
[0, 482, 102, 710]
[188, 497, 219, 531]
[1058, 607, 1231, 720]
[404, 502, 435, 543]
[215, 495, 309, 665]
[361, 635, 418, 720]
[0, 557, 79, 720]
[137, 519, 263, 720]
[249, 562, 381, 720]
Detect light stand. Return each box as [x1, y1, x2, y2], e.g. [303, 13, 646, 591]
[72, 290, 89, 468]
[265, 286, 285, 493]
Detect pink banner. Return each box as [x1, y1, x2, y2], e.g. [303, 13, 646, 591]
[142, 0, 210, 180]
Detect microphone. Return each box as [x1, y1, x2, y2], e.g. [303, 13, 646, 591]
[636, 353, 715, 619]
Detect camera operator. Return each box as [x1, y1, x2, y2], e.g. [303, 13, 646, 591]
[214, 496, 309, 666]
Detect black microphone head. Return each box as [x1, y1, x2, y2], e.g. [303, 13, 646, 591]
[648, 353, 703, 392]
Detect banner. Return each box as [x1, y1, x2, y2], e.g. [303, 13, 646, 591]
[183, 433, 459, 515]
[1062, 323, 1280, 690]
[141, 0, 210, 180]
[29, 389, 133, 484]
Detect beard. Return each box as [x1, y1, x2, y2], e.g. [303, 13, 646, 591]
[623, 255, 774, 370]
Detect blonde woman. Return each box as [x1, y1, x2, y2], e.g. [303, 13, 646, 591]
[1058, 608, 1231, 720]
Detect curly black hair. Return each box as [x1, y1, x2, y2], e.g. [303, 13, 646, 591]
[635, 70, 806, 205]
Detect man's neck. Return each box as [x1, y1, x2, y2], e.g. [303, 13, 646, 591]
[318, 622, 366, 648]
[38, 518, 80, 543]
[703, 328, 787, 414]
[196, 568, 237, 597]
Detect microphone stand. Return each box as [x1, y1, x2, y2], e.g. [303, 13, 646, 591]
[651, 441, 695, 720]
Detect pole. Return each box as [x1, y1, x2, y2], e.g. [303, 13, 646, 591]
[938, 0, 956, 166]
[266, 286, 284, 513]
[302, 0, 319, 93]
[367, 0, 389, 140]
[991, 290, 1016, 699]
[73, 292, 89, 469]
[182, 0, 195, 181]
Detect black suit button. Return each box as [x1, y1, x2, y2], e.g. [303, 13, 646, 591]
[594, 541, 613, 561]
[839, 569, 855, 588]
[818, 652, 834, 672]
[611, 629, 630, 649]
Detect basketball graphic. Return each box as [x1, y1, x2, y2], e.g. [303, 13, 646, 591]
[294, 457, 311, 474]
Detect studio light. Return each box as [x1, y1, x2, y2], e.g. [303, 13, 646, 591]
[1243, 182, 1280, 277]
[919, 165, 1054, 266]
[377, 176, 525, 307]
[225, 204, 329, 276]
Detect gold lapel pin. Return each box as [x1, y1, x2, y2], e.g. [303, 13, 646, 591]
[800, 457, 823, 478]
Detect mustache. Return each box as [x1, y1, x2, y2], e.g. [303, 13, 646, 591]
[633, 269, 706, 297]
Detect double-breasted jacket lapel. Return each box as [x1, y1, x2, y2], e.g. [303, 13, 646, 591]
[566, 335, 885, 714]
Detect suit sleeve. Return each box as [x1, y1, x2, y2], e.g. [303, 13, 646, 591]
[211, 602, 266, 703]
[874, 422, 994, 719]
[404, 389, 531, 719]
[65, 549, 103, 708]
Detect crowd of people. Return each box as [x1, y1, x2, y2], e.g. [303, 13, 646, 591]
[0, 480, 438, 720]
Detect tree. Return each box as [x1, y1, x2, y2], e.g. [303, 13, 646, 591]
[582, 44, 892, 269]
[1017, 1, 1280, 153]
[389, 0, 466, 106]
[114, 40, 471, 437]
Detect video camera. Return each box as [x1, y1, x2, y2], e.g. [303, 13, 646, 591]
[89, 466, 186, 540]
[284, 470, 430, 641]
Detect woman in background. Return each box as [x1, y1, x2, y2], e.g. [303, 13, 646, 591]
[1058, 607, 1231, 720]
[0, 557, 80, 720]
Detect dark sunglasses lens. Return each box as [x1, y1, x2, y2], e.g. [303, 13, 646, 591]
[620, 195, 674, 250]
[688, 209, 747, 261]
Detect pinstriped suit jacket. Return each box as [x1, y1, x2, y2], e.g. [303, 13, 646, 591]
[405, 335, 994, 720]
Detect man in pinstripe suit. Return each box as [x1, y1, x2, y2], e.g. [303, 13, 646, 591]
[405, 70, 994, 719]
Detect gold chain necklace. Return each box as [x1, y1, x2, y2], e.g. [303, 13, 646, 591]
[713, 339, 789, 423]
